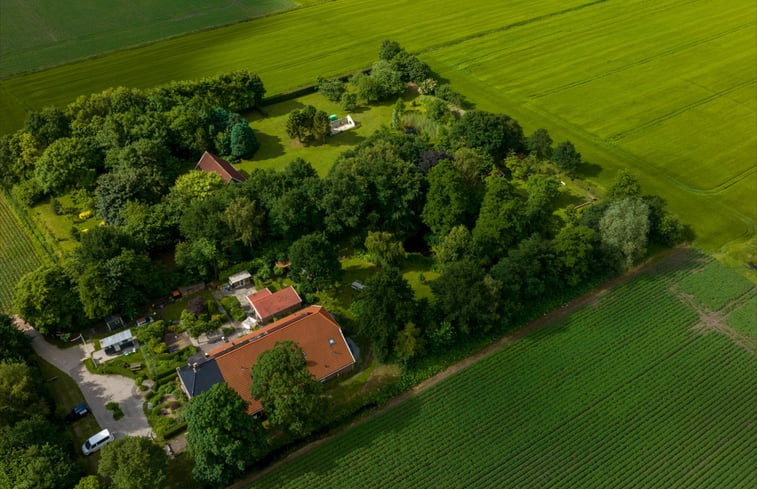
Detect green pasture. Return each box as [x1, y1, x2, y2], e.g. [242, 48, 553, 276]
[421, 0, 756, 262]
[250, 250, 757, 488]
[240, 89, 414, 176]
[0, 0, 589, 134]
[0, 194, 47, 312]
[0, 0, 326, 78]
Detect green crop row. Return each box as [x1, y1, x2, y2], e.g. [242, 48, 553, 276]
[0, 193, 46, 312]
[249, 252, 756, 488]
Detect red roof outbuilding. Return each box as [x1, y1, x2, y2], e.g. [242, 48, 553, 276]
[195, 151, 246, 183]
[247, 286, 302, 324]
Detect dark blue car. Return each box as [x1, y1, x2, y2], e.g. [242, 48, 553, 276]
[65, 402, 90, 423]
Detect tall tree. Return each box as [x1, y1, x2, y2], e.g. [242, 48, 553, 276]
[14, 265, 82, 335]
[552, 141, 582, 174]
[607, 169, 641, 200]
[0, 362, 49, 428]
[472, 174, 525, 262]
[0, 314, 32, 363]
[230, 122, 259, 160]
[599, 198, 650, 269]
[449, 111, 525, 160]
[422, 160, 475, 237]
[34, 137, 99, 195]
[222, 197, 265, 247]
[98, 436, 167, 489]
[250, 341, 323, 435]
[526, 128, 553, 160]
[432, 224, 473, 266]
[352, 268, 416, 360]
[288, 233, 341, 292]
[186, 383, 268, 487]
[552, 225, 596, 286]
[430, 259, 500, 335]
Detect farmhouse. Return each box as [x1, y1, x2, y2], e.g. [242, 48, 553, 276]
[176, 305, 355, 414]
[247, 286, 302, 324]
[195, 151, 246, 183]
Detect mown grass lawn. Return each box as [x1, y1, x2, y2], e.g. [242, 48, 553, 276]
[240, 89, 415, 177]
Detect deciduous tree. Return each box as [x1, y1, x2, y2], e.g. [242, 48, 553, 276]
[599, 198, 650, 269]
[250, 341, 323, 435]
[14, 265, 82, 335]
[98, 436, 167, 489]
[186, 383, 268, 487]
[552, 141, 581, 174]
[288, 233, 341, 292]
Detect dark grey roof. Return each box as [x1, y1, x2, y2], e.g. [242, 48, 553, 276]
[177, 359, 224, 398]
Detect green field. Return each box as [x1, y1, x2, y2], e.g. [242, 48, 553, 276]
[0, 194, 47, 312]
[0, 0, 754, 265]
[0, 0, 325, 78]
[249, 250, 757, 488]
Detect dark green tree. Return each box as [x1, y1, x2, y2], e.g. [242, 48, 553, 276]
[14, 265, 82, 335]
[311, 110, 331, 143]
[422, 160, 476, 237]
[73, 475, 105, 489]
[379, 40, 403, 60]
[472, 174, 525, 262]
[607, 169, 641, 200]
[34, 137, 99, 195]
[526, 128, 553, 160]
[222, 197, 265, 247]
[0, 442, 78, 489]
[250, 340, 323, 435]
[552, 141, 582, 174]
[24, 106, 70, 148]
[430, 259, 500, 335]
[186, 383, 268, 487]
[340, 92, 358, 112]
[98, 436, 167, 489]
[230, 122, 259, 160]
[552, 225, 596, 286]
[289, 233, 341, 292]
[0, 314, 32, 363]
[0, 362, 49, 428]
[352, 268, 416, 360]
[316, 77, 346, 102]
[391, 98, 404, 130]
[449, 111, 525, 159]
[432, 224, 473, 266]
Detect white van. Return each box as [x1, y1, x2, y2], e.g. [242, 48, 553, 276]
[82, 429, 114, 455]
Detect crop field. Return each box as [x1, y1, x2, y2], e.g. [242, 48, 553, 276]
[0, 0, 324, 78]
[0, 194, 47, 312]
[249, 249, 756, 488]
[0, 0, 754, 265]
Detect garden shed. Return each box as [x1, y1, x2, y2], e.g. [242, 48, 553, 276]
[228, 271, 252, 289]
[101, 329, 135, 355]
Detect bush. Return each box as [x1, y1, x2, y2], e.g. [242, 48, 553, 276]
[106, 402, 124, 420]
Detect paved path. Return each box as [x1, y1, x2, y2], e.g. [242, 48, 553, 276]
[16, 317, 152, 439]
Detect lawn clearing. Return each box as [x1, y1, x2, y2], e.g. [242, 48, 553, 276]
[241, 90, 414, 176]
[248, 249, 757, 488]
[0, 193, 47, 312]
[0, 0, 326, 78]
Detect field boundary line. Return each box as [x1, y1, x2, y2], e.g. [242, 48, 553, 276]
[228, 246, 686, 488]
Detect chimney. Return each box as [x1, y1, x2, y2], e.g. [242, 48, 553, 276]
[192, 362, 199, 372]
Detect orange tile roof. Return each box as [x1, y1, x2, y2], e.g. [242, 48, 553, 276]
[195, 151, 246, 183]
[248, 286, 302, 322]
[212, 306, 355, 414]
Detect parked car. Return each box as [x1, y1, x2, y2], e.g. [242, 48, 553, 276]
[64, 402, 90, 423]
[135, 316, 154, 327]
[82, 429, 114, 455]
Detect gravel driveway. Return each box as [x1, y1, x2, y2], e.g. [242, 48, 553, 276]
[18, 319, 153, 439]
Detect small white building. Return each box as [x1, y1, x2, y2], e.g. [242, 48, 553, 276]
[330, 115, 356, 135]
[228, 271, 252, 289]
